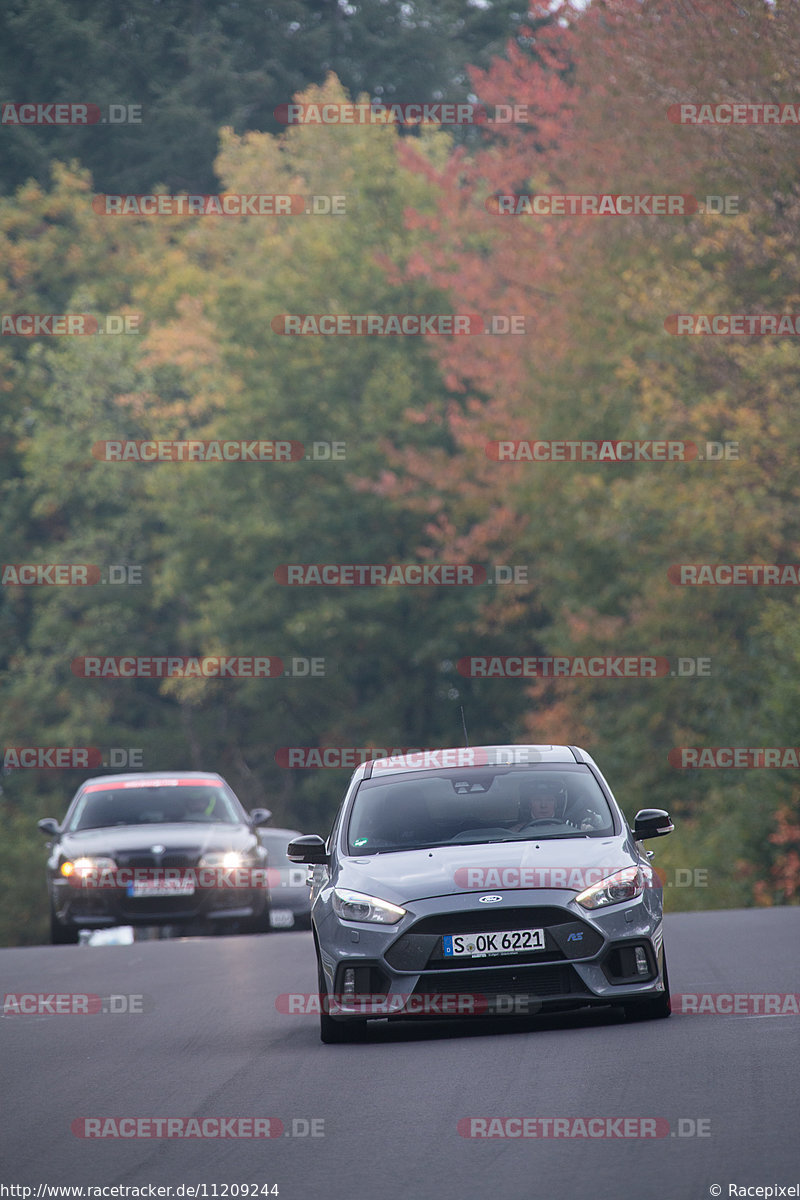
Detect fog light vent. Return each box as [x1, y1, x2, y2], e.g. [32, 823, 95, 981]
[342, 967, 356, 998]
[635, 947, 649, 976]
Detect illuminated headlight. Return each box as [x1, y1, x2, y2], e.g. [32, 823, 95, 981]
[199, 851, 246, 869]
[575, 866, 647, 910]
[60, 856, 116, 879]
[332, 888, 406, 925]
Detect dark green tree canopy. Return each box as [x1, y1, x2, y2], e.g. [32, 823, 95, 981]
[0, 0, 531, 194]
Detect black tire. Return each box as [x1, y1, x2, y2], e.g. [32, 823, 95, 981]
[623, 952, 671, 1021]
[317, 957, 367, 1044]
[50, 906, 79, 945]
[241, 905, 272, 934]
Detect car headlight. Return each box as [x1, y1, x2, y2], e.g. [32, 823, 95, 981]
[60, 856, 116, 878]
[575, 866, 647, 909]
[332, 888, 406, 925]
[199, 851, 247, 869]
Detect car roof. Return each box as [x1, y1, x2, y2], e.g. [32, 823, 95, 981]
[359, 744, 592, 778]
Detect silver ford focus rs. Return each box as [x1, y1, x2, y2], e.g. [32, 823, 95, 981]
[288, 745, 673, 1042]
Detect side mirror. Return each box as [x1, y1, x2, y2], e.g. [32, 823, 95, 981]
[287, 834, 328, 864]
[633, 808, 674, 840]
[249, 808, 272, 826]
[37, 818, 60, 837]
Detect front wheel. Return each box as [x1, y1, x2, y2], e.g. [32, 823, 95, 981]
[623, 952, 671, 1021]
[50, 905, 79, 944]
[241, 905, 272, 934]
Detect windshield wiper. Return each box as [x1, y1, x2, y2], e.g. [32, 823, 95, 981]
[355, 841, 442, 854]
[447, 838, 514, 846]
[519, 832, 591, 840]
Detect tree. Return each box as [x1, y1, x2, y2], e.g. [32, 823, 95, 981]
[379, 0, 800, 902]
[0, 0, 533, 196]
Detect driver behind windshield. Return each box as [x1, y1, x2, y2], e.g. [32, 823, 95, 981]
[511, 779, 566, 831]
[510, 778, 606, 833]
[182, 790, 218, 820]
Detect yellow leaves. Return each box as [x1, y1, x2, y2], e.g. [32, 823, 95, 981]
[141, 296, 219, 369]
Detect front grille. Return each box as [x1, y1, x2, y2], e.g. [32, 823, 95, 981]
[414, 963, 590, 1000]
[430, 948, 563, 969]
[120, 896, 199, 917]
[68, 895, 112, 917]
[210, 890, 257, 910]
[385, 907, 602, 972]
[117, 850, 200, 870]
[408, 907, 577, 935]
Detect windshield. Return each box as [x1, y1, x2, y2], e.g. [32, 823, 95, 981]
[68, 784, 243, 831]
[346, 765, 615, 854]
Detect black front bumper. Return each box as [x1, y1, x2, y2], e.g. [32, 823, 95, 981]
[52, 879, 268, 927]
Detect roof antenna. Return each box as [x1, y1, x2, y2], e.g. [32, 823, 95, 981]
[460, 705, 469, 747]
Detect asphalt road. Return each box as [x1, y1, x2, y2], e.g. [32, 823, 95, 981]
[1, 908, 798, 1200]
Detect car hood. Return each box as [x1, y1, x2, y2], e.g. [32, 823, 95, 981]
[335, 836, 636, 905]
[58, 823, 256, 858]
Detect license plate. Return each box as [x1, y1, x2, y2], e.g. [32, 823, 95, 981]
[127, 880, 195, 898]
[270, 909, 295, 928]
[442, 928, 545, 957]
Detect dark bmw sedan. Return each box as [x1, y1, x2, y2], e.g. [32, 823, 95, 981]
[288, 745, 674, 1042]
[38, 772, 273, 942]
